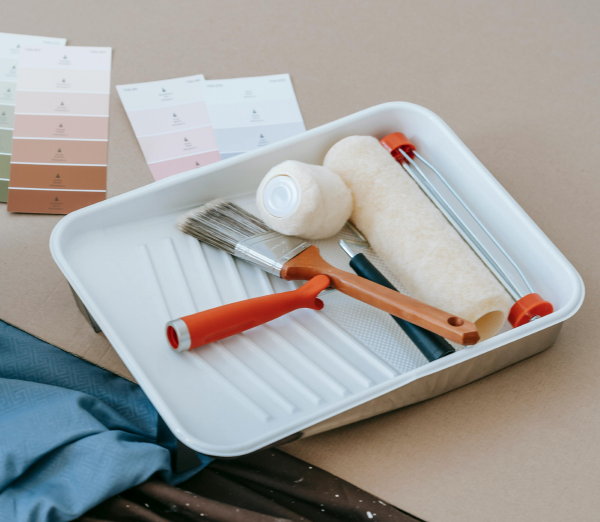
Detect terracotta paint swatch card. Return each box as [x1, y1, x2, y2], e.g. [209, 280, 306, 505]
[117, 75, 220, 181]
[0, 32, 66, 202]
[202, 74, 305, 160]
[7, 45, 111, 214]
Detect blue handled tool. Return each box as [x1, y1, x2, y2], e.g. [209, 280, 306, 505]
[339, 240, 455, 361]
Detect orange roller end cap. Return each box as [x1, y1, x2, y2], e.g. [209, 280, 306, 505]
[380, 132, 416, 162]
[508, 293, 554, 327]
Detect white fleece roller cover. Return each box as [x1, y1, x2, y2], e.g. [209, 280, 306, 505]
[323, 136, 512, 339]
[256, 160, 352, 240]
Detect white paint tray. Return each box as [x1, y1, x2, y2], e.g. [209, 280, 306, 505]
[50, 102, 584, 456]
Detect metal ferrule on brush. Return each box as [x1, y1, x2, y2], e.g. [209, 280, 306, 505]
[235, 232, 310, 276]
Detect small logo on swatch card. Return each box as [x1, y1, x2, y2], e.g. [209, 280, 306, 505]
[158, 87, 173, 101]
[1, 87, 12, 101]
[250, 109, 263, 122]
[52, 147, 66, 162]
[58, 54, 71, 66]
[51, 173, 65, 188]
[49, 195, 64, 212]
[0, 111, 8, 125]
[171, 112, 184, 126]
[56, 77, 71, 89]
[183, 137, 195, 151]
[53, 123, 66, 136]
[55, 100, 68, 112]
[257, 133, 268, 147]
[6, 64, 17, 77]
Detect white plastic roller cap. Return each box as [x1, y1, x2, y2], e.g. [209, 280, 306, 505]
[261, 175, 300, 218]
[256, 159, 353, 240]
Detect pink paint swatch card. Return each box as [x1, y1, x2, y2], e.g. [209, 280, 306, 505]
[0, 32, 66, 202]
[7, 45, 111, 214]
[117, 74, 305, 181]
[117, 75, 220, 180]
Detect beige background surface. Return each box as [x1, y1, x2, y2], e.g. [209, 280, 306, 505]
[2, 1, 599, 520]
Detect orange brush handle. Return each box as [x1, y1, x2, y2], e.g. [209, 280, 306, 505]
[166, 275, 330, 351]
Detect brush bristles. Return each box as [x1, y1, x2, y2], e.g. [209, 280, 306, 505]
[179, 199, 272, 254]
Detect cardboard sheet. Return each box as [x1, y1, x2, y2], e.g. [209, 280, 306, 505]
[1, 1, 599, 520]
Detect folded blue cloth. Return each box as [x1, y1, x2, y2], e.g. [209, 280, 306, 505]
[0, 320, 212, 521]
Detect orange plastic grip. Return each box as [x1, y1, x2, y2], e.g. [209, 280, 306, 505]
[380, 132, 416, 162]
[166, 275, 330, 351]
[508, 293, 554, 327]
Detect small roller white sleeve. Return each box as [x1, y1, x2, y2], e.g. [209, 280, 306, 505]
[256, 160, 352, 240]
[323, 136, 512, 339]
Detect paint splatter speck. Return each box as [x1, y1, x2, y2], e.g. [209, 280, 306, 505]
[366, 511, 375, 519]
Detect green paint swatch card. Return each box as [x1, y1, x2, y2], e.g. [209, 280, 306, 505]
[0, 32, 66, 202]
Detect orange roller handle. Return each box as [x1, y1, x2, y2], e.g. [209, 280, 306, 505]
[508, 293, 554, 327]
[166, 275, 330, 351]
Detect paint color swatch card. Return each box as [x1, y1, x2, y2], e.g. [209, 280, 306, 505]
[7, 45, 111, 214]
[117, 75, 220, 181]
[0, 32, 66, 202]
[202, 74, 305, 160]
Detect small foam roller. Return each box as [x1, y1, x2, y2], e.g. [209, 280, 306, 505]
[256, 160, 352, 240]
[324, 136, 512, 340]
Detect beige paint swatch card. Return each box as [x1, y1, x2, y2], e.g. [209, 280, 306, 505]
[7, 45, 111, 214]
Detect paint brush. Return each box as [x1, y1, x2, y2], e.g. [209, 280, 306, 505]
[179, 199, 480, 345]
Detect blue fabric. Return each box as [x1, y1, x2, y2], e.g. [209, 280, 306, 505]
[0, 320, 212, 521]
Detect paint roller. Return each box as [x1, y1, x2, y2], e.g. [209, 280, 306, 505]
[323, 136, 519, 340]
